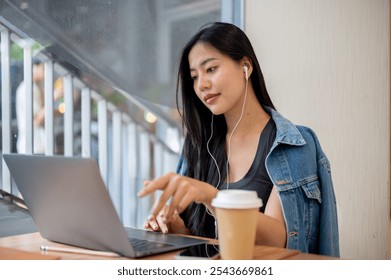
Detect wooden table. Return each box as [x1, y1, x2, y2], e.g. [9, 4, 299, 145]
[0, 232, 335, 260]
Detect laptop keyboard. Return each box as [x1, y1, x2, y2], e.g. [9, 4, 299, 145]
[128, 237, 175, 252]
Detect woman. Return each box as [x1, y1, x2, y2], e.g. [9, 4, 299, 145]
[138, 22, 339, 257]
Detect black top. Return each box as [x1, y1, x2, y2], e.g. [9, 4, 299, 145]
[204, 118, 277, 238]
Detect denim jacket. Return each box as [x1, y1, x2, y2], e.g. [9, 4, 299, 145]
[264, 107, 339, 257]
[176, 107, 340, 257]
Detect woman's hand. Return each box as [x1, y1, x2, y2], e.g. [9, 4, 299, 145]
[138, 172, 218, 225]
[144, 205, 189, 235]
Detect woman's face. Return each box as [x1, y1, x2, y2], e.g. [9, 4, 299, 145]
[188, 42, 246, 116]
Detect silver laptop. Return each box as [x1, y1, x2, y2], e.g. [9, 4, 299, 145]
[3, 154, 207, 258]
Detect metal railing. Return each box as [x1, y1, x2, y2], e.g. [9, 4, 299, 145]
[0, 21, 182, 228]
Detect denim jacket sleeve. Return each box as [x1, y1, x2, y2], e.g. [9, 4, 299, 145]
[310, 129, 340, 257]
[266, 124, 340, 257]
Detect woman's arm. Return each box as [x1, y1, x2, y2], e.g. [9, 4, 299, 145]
[138, 174, 287, 248]
[255, 186, 287, 247]
[33, 107, 45, 127]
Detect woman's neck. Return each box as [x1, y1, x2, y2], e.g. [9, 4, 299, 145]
[224, 88, 270, 136]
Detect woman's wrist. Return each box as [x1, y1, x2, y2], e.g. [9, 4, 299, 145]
[204, 185, 219, 213]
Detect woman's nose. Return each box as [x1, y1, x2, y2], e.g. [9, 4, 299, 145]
[196, 74, 211, 92]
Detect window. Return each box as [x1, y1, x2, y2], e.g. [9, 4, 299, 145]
[0, 0, 242, 226]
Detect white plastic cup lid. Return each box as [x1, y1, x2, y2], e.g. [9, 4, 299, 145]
[211, 189, 263, 209]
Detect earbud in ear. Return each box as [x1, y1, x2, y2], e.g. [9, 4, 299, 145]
[244, 66, 248, 81]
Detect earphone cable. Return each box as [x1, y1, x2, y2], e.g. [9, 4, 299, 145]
[206, 114, 221, 190]
[206, 113, 221, 221]
[226, 78, 248, 189]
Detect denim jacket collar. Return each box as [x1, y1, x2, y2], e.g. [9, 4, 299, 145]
[264, 106, 306, 147]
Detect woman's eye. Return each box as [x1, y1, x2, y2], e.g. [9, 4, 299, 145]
[191, 75, 198, 81]
[207, 67, 216, 73]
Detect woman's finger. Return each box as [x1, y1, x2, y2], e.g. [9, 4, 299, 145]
[137, 173, 174, 197]
[146, 214, 161, 231]
[176, 191, 198, 214]
[149, 180, 178, 219]
[156, 210, 169, 234]
[164, 182, 190, 222]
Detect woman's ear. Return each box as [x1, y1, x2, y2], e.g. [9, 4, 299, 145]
[242, 57, 252, 80]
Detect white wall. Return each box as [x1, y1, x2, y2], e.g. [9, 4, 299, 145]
[245, 0, 390, 259]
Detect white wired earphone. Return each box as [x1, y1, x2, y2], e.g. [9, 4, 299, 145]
[205, 65, 249, 247]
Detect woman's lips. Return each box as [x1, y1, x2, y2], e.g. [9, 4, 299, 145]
[204, 93, 220, 104]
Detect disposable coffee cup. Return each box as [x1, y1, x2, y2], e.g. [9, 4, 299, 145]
[211, 189, 262, 260]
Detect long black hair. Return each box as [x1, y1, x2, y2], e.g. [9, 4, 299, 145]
[176, 22, 275, 238]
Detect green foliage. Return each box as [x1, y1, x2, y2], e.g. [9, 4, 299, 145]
[10, 42, 44, 61]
